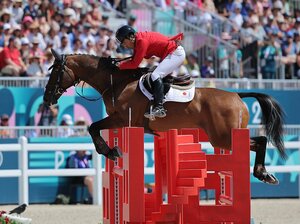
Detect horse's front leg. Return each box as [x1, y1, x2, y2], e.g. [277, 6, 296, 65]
[250, 136, 279, 185]
[88, 115, 124, 161]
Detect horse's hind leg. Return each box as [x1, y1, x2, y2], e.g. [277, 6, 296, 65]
[251, 136, 279, 185]
[88, 116, 123, 161]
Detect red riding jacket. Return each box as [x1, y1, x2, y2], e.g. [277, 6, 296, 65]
[119, 31, 183, 70]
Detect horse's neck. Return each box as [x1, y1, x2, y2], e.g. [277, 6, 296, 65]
[114, 70, 137, 82]
[68, 55, 140, 94]
[68, 55, 108, 92]
[109, 71, 137, 92]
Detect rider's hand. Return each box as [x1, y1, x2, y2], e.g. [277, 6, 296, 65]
[111, 63, 119, 73]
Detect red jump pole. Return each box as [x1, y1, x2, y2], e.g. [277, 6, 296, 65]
[102, 127, 145, 224]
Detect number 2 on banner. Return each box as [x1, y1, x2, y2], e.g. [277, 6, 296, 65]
[252, 101, 262, 124]
[243, 101, 262, 124]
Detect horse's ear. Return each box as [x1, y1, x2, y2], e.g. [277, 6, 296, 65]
[51, 48, 62, 61]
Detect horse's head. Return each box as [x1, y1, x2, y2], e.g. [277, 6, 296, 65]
[43, 49, 78, 106]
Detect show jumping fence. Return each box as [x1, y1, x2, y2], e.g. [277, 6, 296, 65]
[102, 127, 250, 223]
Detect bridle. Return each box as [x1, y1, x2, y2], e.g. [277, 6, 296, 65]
[44, 54, 133, 106]
[45, 55, 79, 105]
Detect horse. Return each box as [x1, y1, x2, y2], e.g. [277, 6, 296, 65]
[43, 49, 286, 185]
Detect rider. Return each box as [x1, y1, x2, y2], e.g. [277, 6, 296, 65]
[115, 25, 186, 118]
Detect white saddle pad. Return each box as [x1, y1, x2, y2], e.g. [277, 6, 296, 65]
[138, 75, 195, 103]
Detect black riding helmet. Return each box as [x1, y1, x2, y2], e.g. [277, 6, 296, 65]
[116, 25, 136, 44]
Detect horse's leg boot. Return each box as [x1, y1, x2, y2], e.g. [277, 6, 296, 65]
[106, 146, 123, 161]
[88, 127, 111, 156]
[112, 146, 123, 158]
[251, 136, 278, 184]
[106, 152, 116, 161]
[93, 138, 111, 156]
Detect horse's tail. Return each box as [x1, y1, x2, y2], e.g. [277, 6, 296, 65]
[238, 92, 287, 159]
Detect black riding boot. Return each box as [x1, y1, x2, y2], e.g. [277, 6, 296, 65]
[144, 78, 167, 118]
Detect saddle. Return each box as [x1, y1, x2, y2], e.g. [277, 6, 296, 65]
[141, 70, 192, 95]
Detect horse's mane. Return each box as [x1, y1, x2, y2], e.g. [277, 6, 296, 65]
[64, 53, 112, 70]
[98, 56, 148, 79]
[66, 53, 100, 59]
[98, 56, 114, 68]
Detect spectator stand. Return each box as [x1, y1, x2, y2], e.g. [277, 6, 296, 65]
[128, 0, 258, 78]
[0, 0, 298, 79]
[127, 0, 300, 79]
[0, 0, 128, 78]
[0, 0, 299, 82]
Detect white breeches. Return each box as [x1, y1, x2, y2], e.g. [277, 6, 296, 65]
[151, 45, 186, 81]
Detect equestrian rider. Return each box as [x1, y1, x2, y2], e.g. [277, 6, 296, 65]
[115, 25, 186, 118]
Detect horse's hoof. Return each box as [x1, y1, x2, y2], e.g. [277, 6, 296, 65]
[112, 146, 123, 158]
[264, 173, 279, 185]
[258, 172, 279, 185]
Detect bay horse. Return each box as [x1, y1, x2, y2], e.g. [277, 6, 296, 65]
[44, 49, 286, 185]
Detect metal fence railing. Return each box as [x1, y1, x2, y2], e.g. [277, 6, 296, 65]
[0, 125, 89, 139]
[0, 137, 102, 205]
[1, 125, 299, 139]
[289, 0, 300, 13]
[194, 77, 300, 90]
[0, 77, 49, 88]
[1, 77, 300, 90]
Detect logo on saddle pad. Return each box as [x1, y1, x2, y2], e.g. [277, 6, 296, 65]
[139, 74, 195, 103]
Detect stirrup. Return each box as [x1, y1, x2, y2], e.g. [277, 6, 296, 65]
[144, 105, 166, 120]
[144, 105, 156, 120]
[152, 107, 167, 118]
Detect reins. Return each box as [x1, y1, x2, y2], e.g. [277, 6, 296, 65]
[96, 56, 133, 107]
[75, 82, 102, 102]
[111, 56, 133, 65]
[68, 55, 102, 102]
[107, 56, 132, 107]
[75, 56, 133, 103]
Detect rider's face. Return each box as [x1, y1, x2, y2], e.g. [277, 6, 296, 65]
[122, 38, 134, 49]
